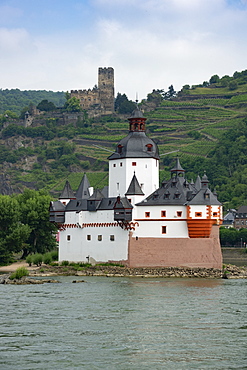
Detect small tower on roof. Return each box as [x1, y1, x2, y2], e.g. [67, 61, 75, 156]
[75, 173, 91, 199]
[108, 104, 159, 198]
[59, 180, 75, 205]
[170, 157, 185, 178]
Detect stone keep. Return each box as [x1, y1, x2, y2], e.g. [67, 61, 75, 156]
[70, 67, 114, 114]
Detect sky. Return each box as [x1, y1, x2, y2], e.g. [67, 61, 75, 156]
[0, 0, 247, 100]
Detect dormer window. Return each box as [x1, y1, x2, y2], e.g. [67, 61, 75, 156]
[174, 191, 181, 199]
[164, 191, 170, 199]
[146, 144, 153, 152]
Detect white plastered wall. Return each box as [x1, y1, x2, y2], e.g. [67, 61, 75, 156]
[59, 209, 129, 262]
[108, 157, 159, 198]
[133, 205, 188, 238]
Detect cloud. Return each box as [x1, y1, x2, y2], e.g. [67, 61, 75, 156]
[0, 0, 247, 100]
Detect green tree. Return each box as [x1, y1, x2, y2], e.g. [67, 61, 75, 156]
[0, 195, 30, 265]
[64, 97, 82, 112]
[115, 93, 136, 114]
[37, 99, 56, 111]
[229, 81, 238, 90]
[209, 74, 220, 84]
[17, 190, 58, 258]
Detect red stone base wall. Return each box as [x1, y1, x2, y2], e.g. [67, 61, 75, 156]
[128, 225, 222, 269]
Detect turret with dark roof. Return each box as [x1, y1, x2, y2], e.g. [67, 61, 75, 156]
[108, 106, 159, 160]
[125, 173, 144, 196]
[75, 173, 90, 199]
[59, 180, 75, 200]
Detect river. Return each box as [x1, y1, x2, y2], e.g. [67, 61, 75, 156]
[0, 276, 246, 369]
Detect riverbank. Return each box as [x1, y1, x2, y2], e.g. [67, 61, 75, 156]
[28, 264, 247, 279]
[1, 261, 247, 281]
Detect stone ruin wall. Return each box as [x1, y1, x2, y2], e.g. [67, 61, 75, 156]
[70, 67, 115, 115]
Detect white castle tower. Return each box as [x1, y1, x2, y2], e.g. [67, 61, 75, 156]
[108, 107, 160, 197]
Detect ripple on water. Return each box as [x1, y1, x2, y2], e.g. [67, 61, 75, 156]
[0, 277, 246, 369]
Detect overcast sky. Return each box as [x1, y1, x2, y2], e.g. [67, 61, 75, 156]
[0, 0, 247, 100]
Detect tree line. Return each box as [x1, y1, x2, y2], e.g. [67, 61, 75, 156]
[0, 189, 58, 265]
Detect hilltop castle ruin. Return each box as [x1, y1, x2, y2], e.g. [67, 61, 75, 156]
[70, 67, 114, 115]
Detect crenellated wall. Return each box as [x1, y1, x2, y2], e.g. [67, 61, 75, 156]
[70, 67, 114, 114]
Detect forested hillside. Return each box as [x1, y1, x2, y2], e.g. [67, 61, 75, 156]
[0, 89, 66, 115]
[1, 70, 247, 210]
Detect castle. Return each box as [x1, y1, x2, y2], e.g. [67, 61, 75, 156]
[50, 107, 223, 268]
[70, 67, 114, 114]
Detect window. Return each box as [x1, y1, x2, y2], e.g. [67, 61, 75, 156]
[110, 235, 115, 241]
[87, 235, 91, 241]
[98, 235, 102, 241]
[113, 164, 116, 167]
[213, 212, 218, 217]
[67, 235, 71, 241]
[132, 162, 136, 166]
[145, 212, 150, 218]
[120, 162, 123, 167]
[195, 212, 202, 217]
[128, 198, 131, 203]
[161, 211, 166, 217]
[177, 211, 182, 217]
[162, 226, 167, 234]
[146, 144, 153, 152]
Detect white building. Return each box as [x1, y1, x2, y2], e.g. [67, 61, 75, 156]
[50, 107, 223, 268]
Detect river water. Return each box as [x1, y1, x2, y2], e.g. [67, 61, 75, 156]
[0, 276, 246, 370]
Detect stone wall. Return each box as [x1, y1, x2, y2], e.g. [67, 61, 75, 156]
[70, 67, 114, 114]
[128, 225, 222, 269]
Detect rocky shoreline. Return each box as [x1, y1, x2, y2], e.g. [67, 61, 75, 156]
[31, 264, 247, 279]
[1, 264, 247, 284]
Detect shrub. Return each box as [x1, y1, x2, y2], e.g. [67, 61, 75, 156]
[10, 267, 29, 280]
[32, 253, 43, 266]
[61, 260, 69, 266]
[43, 253, 52, 265]
[26, 255, 33, 266]
[50, 250, 58, 261]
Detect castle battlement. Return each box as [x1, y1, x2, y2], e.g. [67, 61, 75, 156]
[70, 67, 114, 113]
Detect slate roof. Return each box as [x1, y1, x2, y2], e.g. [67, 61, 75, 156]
[75, 174, 91, 199]
[137, 159, 221, 207]
[108, 131, 159, 160]
[129, 107, 144, 118]
[59, 180, 75, 199]
[50, 201, 65, 212]
[65, 199, 88, 212]
[137, 175, 192, 206]
[236, 205, 247, 214]
[125, 173, 144, 195]
[187, 188, 221, 206]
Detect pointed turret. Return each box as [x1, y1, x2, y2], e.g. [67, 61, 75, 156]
[125, 173, 144, 196]
[201, 171, 209, 189]
[59, 180, 75, 200]
[194, 175, 201, 191]
[170, 157, 185, 178]
[75, 173, 90, 199]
